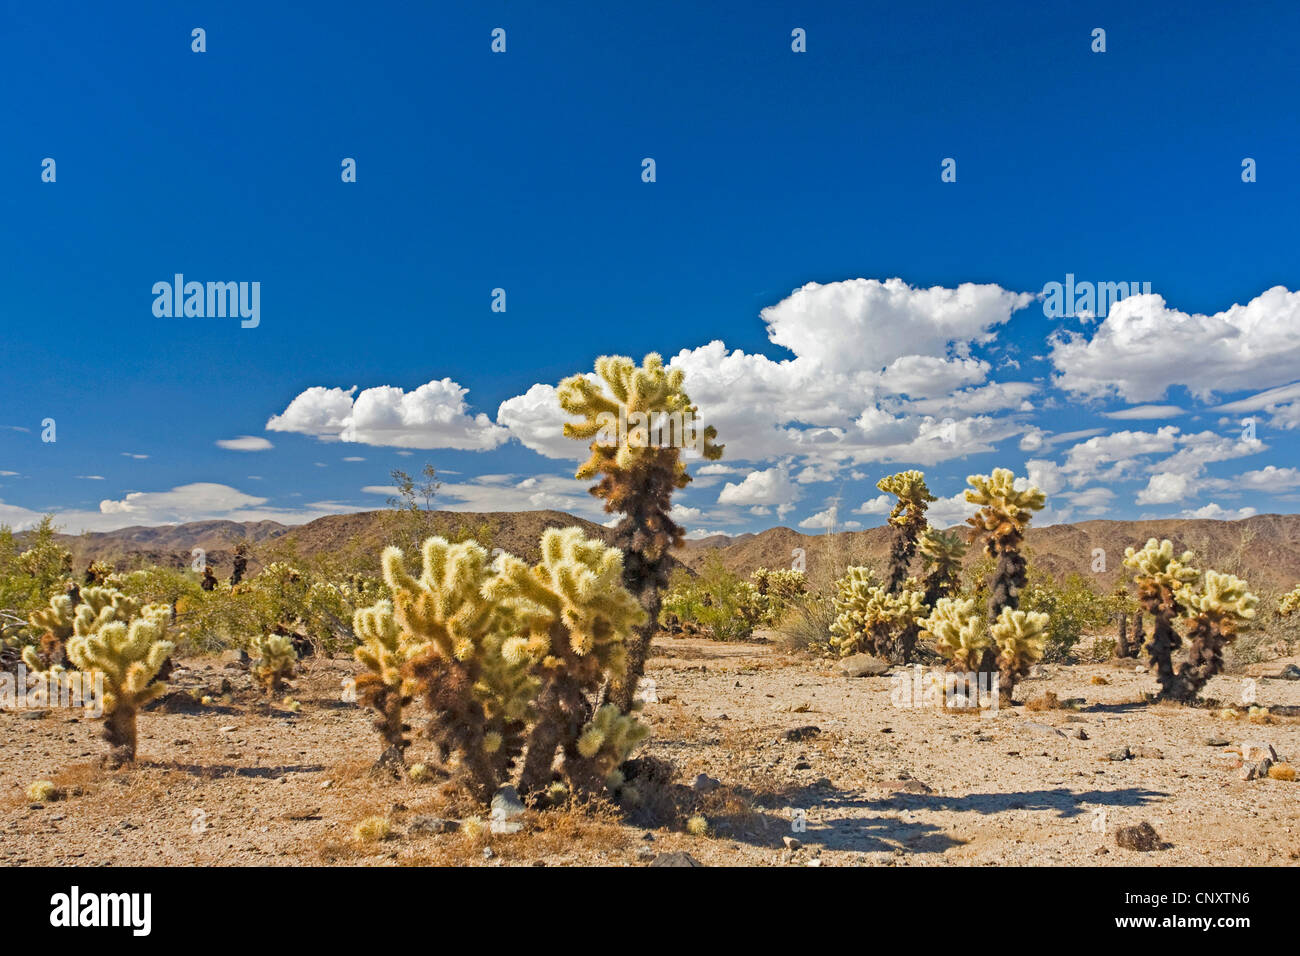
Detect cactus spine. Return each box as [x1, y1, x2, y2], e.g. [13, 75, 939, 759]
[557, 353, 721, 713]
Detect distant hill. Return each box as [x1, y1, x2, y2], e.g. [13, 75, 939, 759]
[679, 513, 1300, 594]
[39, 510, 1300, 595]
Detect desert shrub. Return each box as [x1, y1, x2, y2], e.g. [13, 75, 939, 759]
[750, 567, 807, 625]
[1021, 572, 1116, 662]
[658, 556, 765, 642]
[0, 517, 74, 650]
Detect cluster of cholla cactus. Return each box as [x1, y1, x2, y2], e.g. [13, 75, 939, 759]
[1280, 586, 1300, 617]
[919, 597, 1048, 703]
[366, 537, 537, 798]
[1123, 539, 1200, 697]
[557, 353, 722, 712]
[247, 631, 297, 696]
[23, 586, 173, 767]
[751, 567, 807, 625]
[829, 567, 926, 660]
[1124, 538, 1260, 702]
[917, 527, 966, 606]
[485, 527, 648, 797]
[353, 527, 648, 803]
[878, 471, 937, 592]
[1170, 570, 1258, 701]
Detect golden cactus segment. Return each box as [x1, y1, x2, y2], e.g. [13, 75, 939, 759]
[576, 703, 651, 789]
[920, 597, 991, 672]
[1277, 585, 1299, 617]
[877, 470, 936, 527]
[1181, 571, 1258, 634]
[485, 527, 646, 679]
[964, 468, 1046, 540]
[1123, 538, 1200, 592]
[991, 607, 1049, 669]
[557, 353, 723, 482]
[248, 632, 298, 695]
[918, 526, 966, 569]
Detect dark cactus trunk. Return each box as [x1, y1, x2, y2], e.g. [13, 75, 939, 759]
[1116, 612, 1131, 658]
[103, 706, 137, 768]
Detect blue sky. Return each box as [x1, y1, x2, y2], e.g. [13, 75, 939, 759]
[2, 0, 1299, 535]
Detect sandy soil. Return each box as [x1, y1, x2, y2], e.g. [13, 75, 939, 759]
[3, 637, 1298, 866]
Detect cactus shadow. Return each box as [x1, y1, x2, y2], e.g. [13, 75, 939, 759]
[146, 759, 327, 780]
[855, 785, 1169, 820]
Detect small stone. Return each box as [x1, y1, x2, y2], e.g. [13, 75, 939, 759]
[649, 851, 703, 867]
[1239, 741, 1278, 763]
[1027, 664, 1048, 679]
[319, 780, 333, 789]
[785, 726, 821, 742]
[1131, 746, 1164, 759]
[219, 725, 237, 733]
[1023, 721, 1066, 737]
[793, 760, 812, 770]
[19, 710, 49, 721]
[1071, 728, 1089, 740]
[1277, 664, 1300, 680]
[805, 857, 822, 867]
[691, 773, 722, 794]
[1204, 737, 1230, 747]
[1115, 821, 1163, 851]
[635, 846, 655, 861]
[490, 786, 526, 820]
[408, 816, 459, 835]
[1107, 746, 1132, 761]
[1134, 665, 1147, 674]
[482, 846, 494, 860]
[1240, 758, 1273, 781]
[782, 836, 802, 850]
[839, 654, 890, 678]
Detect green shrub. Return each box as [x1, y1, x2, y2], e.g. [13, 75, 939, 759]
[1020, 572, 1115, 662]
[659, 556, 765, 641]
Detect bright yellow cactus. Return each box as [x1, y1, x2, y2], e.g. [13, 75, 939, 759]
[878, 470, 936, 527]
[1277, 585, 1299, 617]
[991, 606, 1049, 702]
[576, 703, 651, 791]
[365, 537, 536, 792]
[485, 527, 647, 797]
[1124, 538, 1200, 696]
[558, 353, 722, 481]
[24, 585, 173, 767]
[920, 597, 992, 672]
[829, 567, 926, 659]
[1169, 570, 1259, 701]
[248, 632, 297, 695]
[965, 468, 1047, 541]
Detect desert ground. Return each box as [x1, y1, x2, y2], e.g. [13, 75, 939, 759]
[3, 635, 1298, 867]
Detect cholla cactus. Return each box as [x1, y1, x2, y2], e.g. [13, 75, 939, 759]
[1123, 538, 1199, 698]
[84, 560, 115, 586]
[25, 592, 77, 669]
[877, 471, 937, 593]
[751, 567, 807, 626]
[576, 703, 651, 794]
[830, 567, 926, 661]
[486, 527, 647, 796]
[558, 353, 722, 713]
[25, 586, 173, 767]
[965, 468, 1046, 620]
[917, 527, 967, 606]
[248, 632, 297, 696]
[991, 607, 1049, 703]
[1168, 570, 1258, 701]
[1279, 586, 1300, 617]
[372, 537, 536, 801]
[352, 600, 428, 771]
[920, 597, 991, 672]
